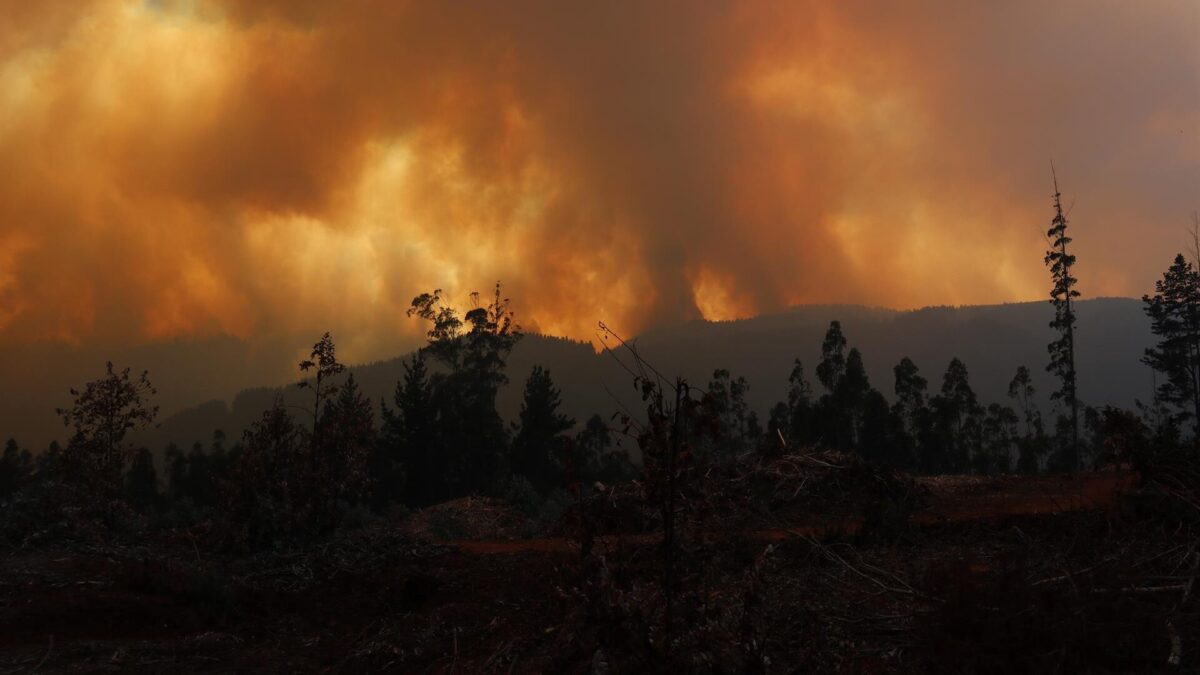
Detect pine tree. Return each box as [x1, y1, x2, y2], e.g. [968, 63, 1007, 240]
[1142, 253, 1200, 437]
[317, 373, 374, 514]
[512, 366, 574, 494]
[377, 351, 436, 507]
[1044, 171, 1081, 469]
[400, 351, 438, 498]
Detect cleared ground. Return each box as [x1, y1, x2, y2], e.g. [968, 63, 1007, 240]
[3, 470, 1191, 673]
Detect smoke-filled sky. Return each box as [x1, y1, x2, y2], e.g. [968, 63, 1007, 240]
[1, 0, 1197, 362]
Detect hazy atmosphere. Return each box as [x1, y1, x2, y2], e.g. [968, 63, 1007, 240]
[1, 2, 1198, 672]
[1, 0, 1196, 360]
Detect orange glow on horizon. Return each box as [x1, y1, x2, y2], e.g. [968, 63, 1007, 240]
[0, 0, 1194, 362]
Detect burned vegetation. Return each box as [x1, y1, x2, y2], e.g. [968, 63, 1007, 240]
[3, 213, 1200, 673]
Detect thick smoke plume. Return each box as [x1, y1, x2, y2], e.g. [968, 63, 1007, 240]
[0, 0, 1196, 362]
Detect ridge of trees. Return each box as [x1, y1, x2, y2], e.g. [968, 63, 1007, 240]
[3, 187, 1200, 548]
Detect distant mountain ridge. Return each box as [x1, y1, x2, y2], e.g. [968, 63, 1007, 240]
[134, 297, 1155, 453]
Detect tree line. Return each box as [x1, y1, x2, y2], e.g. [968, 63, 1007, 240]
[2, 186, 1198, 546]
[0, 284, 636, 547]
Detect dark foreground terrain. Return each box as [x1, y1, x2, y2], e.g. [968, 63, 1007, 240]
[2, 468, 1196, 673]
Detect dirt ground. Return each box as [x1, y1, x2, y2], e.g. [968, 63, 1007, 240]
[453, 471, 1137, 555]
[0, 470, 1191, 673]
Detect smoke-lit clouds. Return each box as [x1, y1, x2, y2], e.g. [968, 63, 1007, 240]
[0, 0, 1195, 362]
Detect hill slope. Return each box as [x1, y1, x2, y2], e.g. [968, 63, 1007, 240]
[136, 297, 1154, 452]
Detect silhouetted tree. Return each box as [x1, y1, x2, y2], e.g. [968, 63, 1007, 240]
[379, 351, 437, 506]
[979, 403, 1019, 474]
[816, 321, 848, 393]
[767, 359, 814, 454]
[891, 357, 929, 470]
[298, 332, 346, 449]
[408, 283, 521, 496]
[1142, 253, 1200, 438]
[314, 373, 375, 519]
[409, 283, 520, 387]
[512, 366, 574, 494]
[575, 414, 611, 476]
[703, 368, 761, 458]
[124, 447, 160, 512]
[893, 357, 928, 434]
[164, 443, 188, 503]
[226, 399, 307, 546]
[858, 389, 906, 467]
[574, 414, 635, 485]
[1137, 393, 1184, 458]
[1100, 407, 1153, 472]
[165, 431, 236, 513]
[630, 373, 703, 663]
[257, 333, 374, 530]
[36, 441, 63, 484]
[834, 348, 873, 450]
[811, 324, 859, 449]
[1008, 366, 1046, 473]
[933, 358, 983, 473]
[56, 362, 158, 496]
[813, 344, 873, 452]
[1008, 366, 1040, 438]
[1044, 171, 1081, 469]
[1081, 406, 1106, 468]
[0, 439, 33, 500]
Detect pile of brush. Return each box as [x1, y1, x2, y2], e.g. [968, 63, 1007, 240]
[569, 448, 921, 538]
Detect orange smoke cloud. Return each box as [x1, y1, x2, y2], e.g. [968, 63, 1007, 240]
[0, 0, 1195, 361]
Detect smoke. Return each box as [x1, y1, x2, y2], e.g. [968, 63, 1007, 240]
[0, 0, 1195, 362]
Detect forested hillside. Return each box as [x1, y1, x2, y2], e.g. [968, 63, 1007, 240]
[139, 297, 1151, 454]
